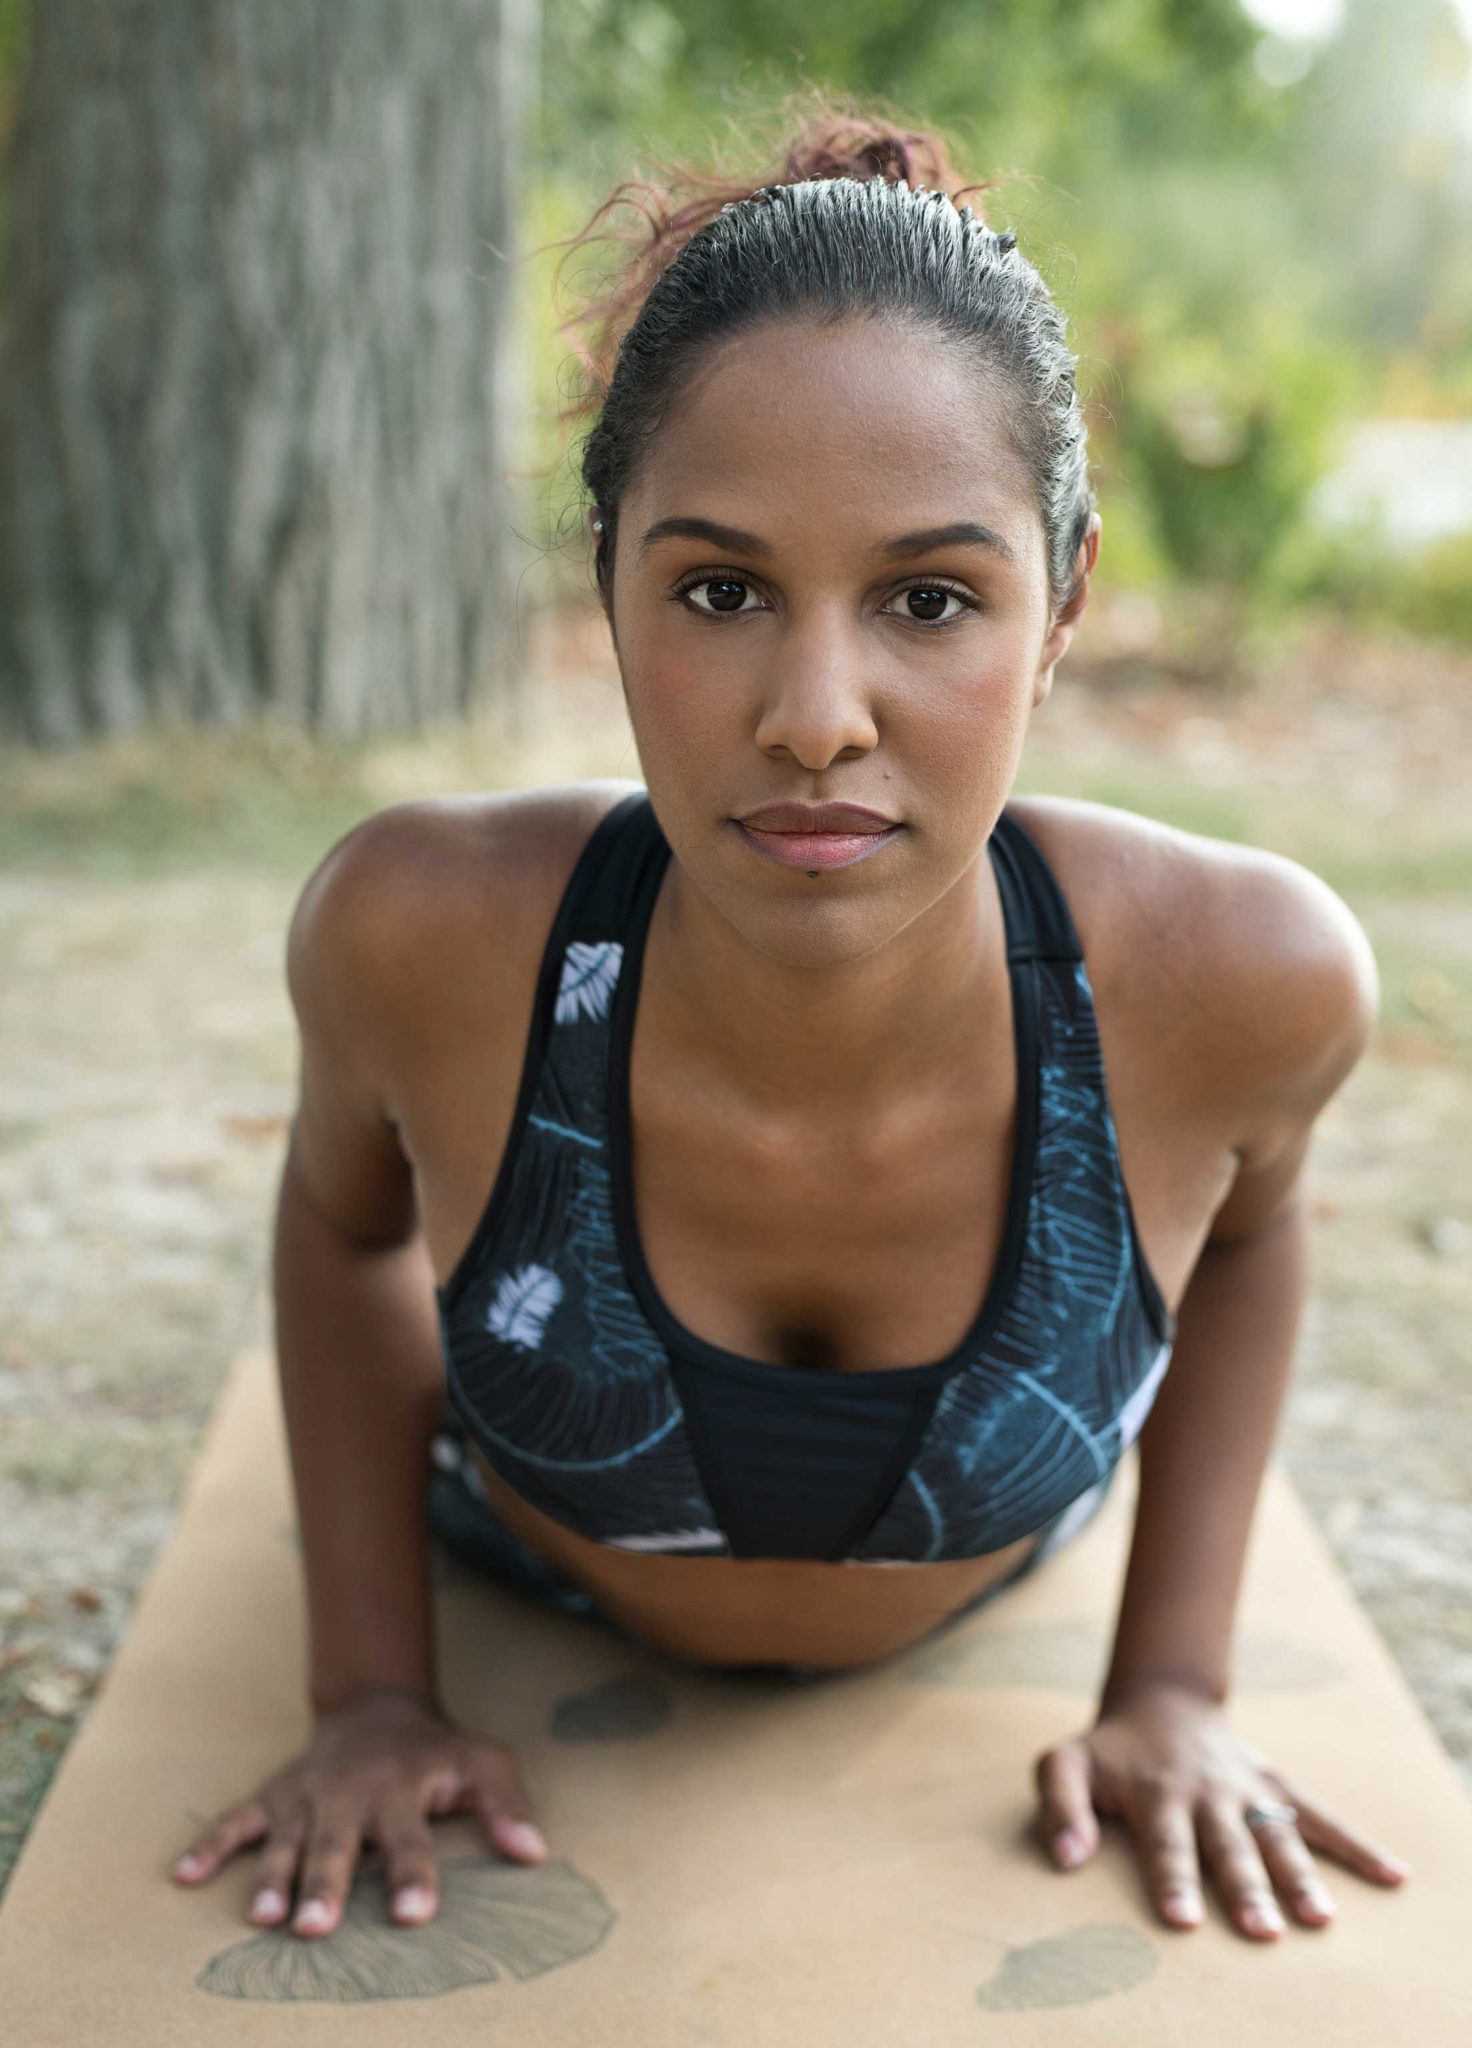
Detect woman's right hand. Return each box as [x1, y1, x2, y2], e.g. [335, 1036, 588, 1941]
[169, 1684, 549, 1936]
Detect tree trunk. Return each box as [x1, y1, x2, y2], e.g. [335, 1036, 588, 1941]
[0, 0, 538, 745]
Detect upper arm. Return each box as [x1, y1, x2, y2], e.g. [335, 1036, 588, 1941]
[281, 779, 645, 1251]
[283, 807, 434, 1249]
[1194, 850, 1380, 1247]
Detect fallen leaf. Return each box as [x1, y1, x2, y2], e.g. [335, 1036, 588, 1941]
[21, 1669, 88, 1718]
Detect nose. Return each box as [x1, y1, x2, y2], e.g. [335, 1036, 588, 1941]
[751, 607, 879, 769]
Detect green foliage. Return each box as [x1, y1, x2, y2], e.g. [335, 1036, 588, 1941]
[0, 0, 27, 81]
[1090, 485, 1172, 593]
[1102, 313, 1361, 590]
[518, 173, 629, 593]
[537, 0, 1269, 180]
[1271, 517, 1472, 650]
[0, 0, 31, 261]
[525, 0, 1472, 669]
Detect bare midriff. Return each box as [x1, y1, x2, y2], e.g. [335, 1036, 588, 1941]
[464, 1442, 1041, 1671]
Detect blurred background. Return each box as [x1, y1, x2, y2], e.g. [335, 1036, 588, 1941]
[1, 0, 1469, 1888]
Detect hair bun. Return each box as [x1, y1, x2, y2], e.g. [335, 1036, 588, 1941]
[760, 108, 993, 224]
[547, 91, 1002, 397]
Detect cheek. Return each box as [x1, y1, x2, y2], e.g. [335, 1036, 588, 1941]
[903, 676, 1031, 839]
[901, 646, 1030, 758]
[619, 635, 743, 765]
[618, 670, 728, 809]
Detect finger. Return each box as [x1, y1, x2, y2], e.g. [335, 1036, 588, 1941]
[1196, 1801, 1285, 1939]
[1242, 1808, 1335, 1929]
[171, 1801, 270, 1884]
[1033, 1740, 1097, 1867]
[246, 1825, 308, 1928]
[1266, 1780, 1412, 1887]
[370, 1792, 442, 1926]
[1121, 1785, 1205, 1930]
[291, 1806, 365, 1938]
[464, 1749, 548, 1862]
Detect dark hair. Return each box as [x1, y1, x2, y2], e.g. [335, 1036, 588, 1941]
[553, 94, 1095, 616]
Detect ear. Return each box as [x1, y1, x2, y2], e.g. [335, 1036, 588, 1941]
[589, 506, 617, 645]
[1032, 516, 1100, 708]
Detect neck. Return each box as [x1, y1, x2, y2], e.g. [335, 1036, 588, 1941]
[642, 839, 1009, 1126]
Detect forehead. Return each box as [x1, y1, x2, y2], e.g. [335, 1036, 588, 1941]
[629, 315, 1036, 535]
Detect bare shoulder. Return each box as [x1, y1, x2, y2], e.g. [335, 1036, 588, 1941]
[285, 778, 645, 1085]
[1004, 791, 1380, 1165]
[292, 777, 643, 930]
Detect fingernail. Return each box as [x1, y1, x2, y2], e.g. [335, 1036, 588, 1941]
[173, 1853, 203, 1878]
[294, 1899, 332, 1931]
[1380, 1854, 1412, 1877]
[394, 1886, 434, 1920]
[1297, 1884, 1334, 1916]
[1053, 1829, 1084, 1866]
[1244, 1902, 1283, 1934]
[251, 1888, 286, 1920]
[1163, 1888, 1203, 1924]
[500, 1820, 548, 1857]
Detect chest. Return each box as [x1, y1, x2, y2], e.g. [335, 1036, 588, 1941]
[625, 1041, 1022, 1374]
[412, 809, 1235, 1371]
[641, 1093, 1217, 1392]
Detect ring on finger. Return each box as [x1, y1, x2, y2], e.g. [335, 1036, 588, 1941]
[1242, 1798, 1299, 1833]
[1196, 1803, 1285, 1932]
[1241, 1797, 1336, 1918]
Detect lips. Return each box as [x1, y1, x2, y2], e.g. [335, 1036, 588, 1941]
[736, 801, 899, 834]
[734, 812, 904, 873]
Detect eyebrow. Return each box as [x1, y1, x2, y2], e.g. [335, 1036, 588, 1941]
[636, 514, 1018, 566]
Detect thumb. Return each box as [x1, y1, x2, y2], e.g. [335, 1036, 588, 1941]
[1034, 1735, 1098, 1867]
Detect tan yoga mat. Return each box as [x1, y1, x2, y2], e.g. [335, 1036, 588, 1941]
[1, 1334, 1467, 2043]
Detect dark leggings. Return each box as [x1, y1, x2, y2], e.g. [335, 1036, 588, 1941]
[425, 1407, 1108, 1685]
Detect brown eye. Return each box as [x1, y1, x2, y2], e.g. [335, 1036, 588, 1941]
[882, 582, 976, 629]
[676, 576, 760, 616]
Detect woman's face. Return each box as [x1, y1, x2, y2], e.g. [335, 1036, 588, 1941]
[599, 316, 1095, 965]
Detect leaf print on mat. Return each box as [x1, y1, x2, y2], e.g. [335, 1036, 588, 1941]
[555, 940, 623, 1025]
[197, 1856, 615, 2002]
[550, 1674, 673, 1742]
[486, 1263, 564, 1350]
[976, 1924, 1157, 2010]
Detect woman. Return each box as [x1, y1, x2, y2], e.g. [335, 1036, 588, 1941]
[171, 108, 1411, 1950]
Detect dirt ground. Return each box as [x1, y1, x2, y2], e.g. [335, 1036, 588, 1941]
[2, 599, 1470, 1899]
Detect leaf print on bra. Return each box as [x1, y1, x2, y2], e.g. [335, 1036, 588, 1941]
[1116, 1337, 1172, 1449]
[555, 939, 623, 1025]
[486, 1263, 564, 1350]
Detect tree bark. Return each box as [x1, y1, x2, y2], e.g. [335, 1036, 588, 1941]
[0, 0, 538, 745]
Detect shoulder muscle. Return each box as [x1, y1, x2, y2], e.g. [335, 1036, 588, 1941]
[283, 780, 642, 1244]
[1177, 837, 1380, 1241]
[1006, 793, 1379, 1244]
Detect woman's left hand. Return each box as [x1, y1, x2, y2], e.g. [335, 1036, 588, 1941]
[1032, 1676, 1412, 1939]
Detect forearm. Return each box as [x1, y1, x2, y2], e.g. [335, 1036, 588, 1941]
[1099, 1194, 1311, 1714]
[272, 1151, 448, 1718]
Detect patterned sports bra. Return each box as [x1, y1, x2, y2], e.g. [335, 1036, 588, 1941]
[436, 789, 1176, 1566]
